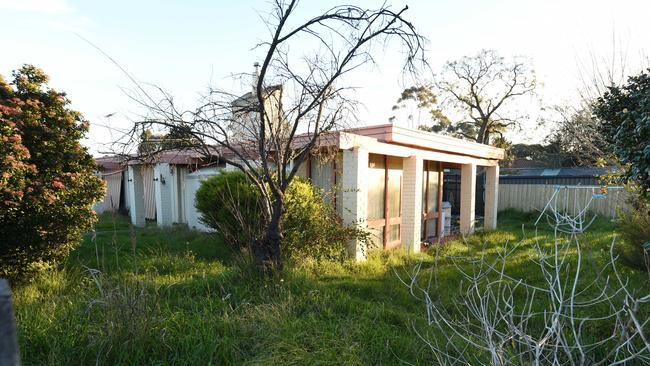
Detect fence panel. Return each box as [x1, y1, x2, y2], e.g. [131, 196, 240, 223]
[498, 184, 628, 218]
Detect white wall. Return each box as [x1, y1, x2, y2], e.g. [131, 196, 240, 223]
[127, 165, 146, 227]
[93, 171, 123, 214]
[170, 165, 188, 224]
[185, 167, 223, 232]
[154, 163, 174, 227]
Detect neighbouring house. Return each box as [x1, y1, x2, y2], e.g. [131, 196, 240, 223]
[95, 123, 504, 259]
[499, 166, 613, 185]
[94, 156, 129, 214]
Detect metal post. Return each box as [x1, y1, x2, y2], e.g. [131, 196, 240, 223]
[0, 279, 20, 366]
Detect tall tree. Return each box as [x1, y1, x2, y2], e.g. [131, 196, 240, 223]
[593, 69, 650, 197]
[428, 49, 536, 145]
[124, 1, 425, 272]
[389, 85, 450, 129]
[0, 65, 104, 281]
[547, 106, 613, 166]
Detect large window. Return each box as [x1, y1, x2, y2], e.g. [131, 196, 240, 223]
[367, 154, 403, 249]
[422, 160, 442, 241]
[367, 154, 386, 248]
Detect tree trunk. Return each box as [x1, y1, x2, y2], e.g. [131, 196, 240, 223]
[476, 119, 488, 144]
[251, 198, 284, 274]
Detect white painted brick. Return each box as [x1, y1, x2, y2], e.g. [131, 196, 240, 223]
[401, 156, 423, 253]
[460, 163, 476, 235]
[484, 165, 499, 230]
[340, 147, 368, 261]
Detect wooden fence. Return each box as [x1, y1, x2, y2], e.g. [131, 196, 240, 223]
[498, 184, 629, 219]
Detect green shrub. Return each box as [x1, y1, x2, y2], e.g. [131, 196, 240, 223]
[195, 171, 362, 261]
[194, 170, 262, 247]
[617, 191, 650, 272]
[0, 65, 104, 281]
[282, 177, 358, 262]
[593, 69, 650, 197]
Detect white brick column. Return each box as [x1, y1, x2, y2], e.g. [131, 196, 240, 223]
[460, 163, 476, 235]
[340, 147, 369, 261]
[128, 165, 146, 227]
[484, 165, 499, 230]
[154, 163, 174, 227]
[401, 156, 423, 253]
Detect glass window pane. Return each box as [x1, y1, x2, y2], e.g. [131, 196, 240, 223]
[422, 162, 439, 214]
[367, 226, 384, 249]
[424, 220, 437, 241]
[422, 168, 428, 214]
[387, 156, 402, 218]
[427, 170, 439, 213]
[367, 154, 385, 220]
[389, 224, 400, 242]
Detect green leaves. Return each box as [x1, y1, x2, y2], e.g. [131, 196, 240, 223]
[594, 69, 650, 197]
[195, 172, 360, 262]
[0, 65, 104, 281]
[389, 85, 451, 130]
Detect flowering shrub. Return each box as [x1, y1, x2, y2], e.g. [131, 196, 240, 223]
[0, 65, 104, 281]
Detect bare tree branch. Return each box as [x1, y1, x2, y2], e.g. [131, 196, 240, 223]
[114, 0, 427, 272]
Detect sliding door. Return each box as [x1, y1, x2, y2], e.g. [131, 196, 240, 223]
[422, 161, 443, 241]
[367, 154, 403, 249]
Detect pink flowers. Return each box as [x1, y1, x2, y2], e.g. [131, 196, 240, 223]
[52, 179, 65, 189]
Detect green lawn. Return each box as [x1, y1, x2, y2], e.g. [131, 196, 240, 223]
[12, 210, 648, 365]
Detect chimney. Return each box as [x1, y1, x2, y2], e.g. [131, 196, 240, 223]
[252, 62, 260, 93]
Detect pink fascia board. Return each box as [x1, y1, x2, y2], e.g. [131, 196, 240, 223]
[343, 124, 504, 160]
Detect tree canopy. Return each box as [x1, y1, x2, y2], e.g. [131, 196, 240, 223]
[420, 50, 536, 145]
[0, 65, 104, 280]
[593, 68, 650, 196]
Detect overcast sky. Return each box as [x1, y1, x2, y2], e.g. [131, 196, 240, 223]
[1, 0, 649, 155]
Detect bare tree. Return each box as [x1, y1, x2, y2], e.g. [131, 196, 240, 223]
[544, 34, 650, 168]
[432, 49, 536, 145]
[545, 105, 611, 166]
[575, 31, 649, 104]
[119, 1, 425, 272]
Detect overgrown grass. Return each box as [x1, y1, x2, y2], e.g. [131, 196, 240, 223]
[12, 210, 648, 365]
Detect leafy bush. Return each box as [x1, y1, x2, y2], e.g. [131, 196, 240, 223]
[195, 171, 362, 261]
[282, 177, 360, 262]
[617, 189, 650, 272]
[0, 65, 104, 281]
[194, 170, 262, 247]
[593, 69, 650, 197]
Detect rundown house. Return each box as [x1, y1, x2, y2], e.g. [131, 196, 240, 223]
[97, 123, 504, 259]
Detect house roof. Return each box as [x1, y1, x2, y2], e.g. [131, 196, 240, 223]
[96, 156, 125, 172]
[98, 123, 505, 167]
[95, 148, 222, 167]
[500, 166, 613, 177]
[345, 124, 504, 161]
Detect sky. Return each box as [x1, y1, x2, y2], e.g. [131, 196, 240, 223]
[1, 0, 649, 155]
